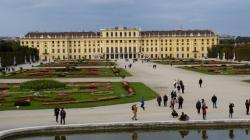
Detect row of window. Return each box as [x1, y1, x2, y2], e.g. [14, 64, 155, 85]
[22, 38, 216, 45]
[29, 42, 213, 49]
[46, 52, 205, 61]
[47, 48, 103, 54]
[105, 31, 137, 37]
[44, 46, 208, 54]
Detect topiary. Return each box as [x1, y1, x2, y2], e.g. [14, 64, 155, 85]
[14, 100, 31, 106]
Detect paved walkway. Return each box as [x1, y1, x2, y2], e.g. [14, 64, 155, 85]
[0, 60, 250, 131]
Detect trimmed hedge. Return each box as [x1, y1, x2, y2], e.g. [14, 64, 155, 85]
[14, 100, 31, 106]
[20, 80, 66, 91]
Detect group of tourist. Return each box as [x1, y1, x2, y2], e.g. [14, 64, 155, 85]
[54, 107, 66, 125]
[130, 77, 240, 121]
[195, 98, 208, 120]
[152, 64, 157, 69]
[125, 63, 133, 69]
[173, 79, 185, 93]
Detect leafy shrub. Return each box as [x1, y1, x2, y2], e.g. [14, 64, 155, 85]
[14, 100, 31, 106]
[20, 79, 66, 91]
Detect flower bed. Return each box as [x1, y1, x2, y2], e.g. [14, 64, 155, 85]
[181, 65, 250, 75]
[0, 84, 9, 90]
[20, 80, 66, 91]
[42, 96, 120, 105]
[38, 60, 116, 67]
[122, 81, 135, 96]
[0, 82, 157, 110]
[1, 67, 130, 79]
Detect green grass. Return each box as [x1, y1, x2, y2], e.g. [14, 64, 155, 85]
[0, 68, 131, 79]
[179, 66, 218, 75]
[243, 80, 250, 83]
[179, 66, 249, 75]
[154, 60, 234, 65]
[0, 82, 157, 111]
[38, 61, 117, 67]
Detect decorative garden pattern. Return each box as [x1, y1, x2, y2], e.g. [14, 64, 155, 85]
[0, 80, 157, 110]
[180, 64, 250, 75]
[0, 67, 130, 79]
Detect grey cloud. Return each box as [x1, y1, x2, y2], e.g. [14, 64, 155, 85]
[0, 0, 249, 36]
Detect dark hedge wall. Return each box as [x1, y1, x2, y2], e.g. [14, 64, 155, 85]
[0, 40, 39, 67]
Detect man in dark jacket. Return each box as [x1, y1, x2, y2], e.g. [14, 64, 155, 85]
[163, 94, 168, 107]
[199, 78, 203, 88]
[157, 95, 162, 106]
[60, 108, 66, 125]
[229, 103, 234, 118]
[196, 100, 201, 114]
[54, 107, 60, 123]
[178, 96, 184, 109]
[211, 94, 218, 109]
[245, 100, 249, 115]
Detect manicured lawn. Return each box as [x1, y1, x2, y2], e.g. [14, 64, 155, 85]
[243, 80, 250, 83]
[154, 59, 235, 65]
[38, 60, 116, 67]
[179, 65, 250, 75]
[0, 82, 157, 111]
[0, 68, 131, 79]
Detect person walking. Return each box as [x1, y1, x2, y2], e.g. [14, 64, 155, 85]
[131, 104, 138, 120]
[229, 103, 234, 118]
[171, 90, 175, 99]
[140, 96, 145, 110]
[170, 98, 176, 109]
[173, 80, 177, 88]
[245, 100, 249, 115]
[163, 94, 168, 107]
[179, 80, 183, 87]
[202, 104, 207, 120]
[196, 100, 202, 114]
[54, 107, 60, 123]
[201, 98, 206, 107]
[60, 108, 66, 125]
[157, 95, 162, 106]
[181, 84, 185, 94]
[177, 85, 181, 93]
[199, 78, 203, 88]
[211, 94, 218, 109]
[178, 96, 184, 109]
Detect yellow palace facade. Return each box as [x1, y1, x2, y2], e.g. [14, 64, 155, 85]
[20, 27, 218, 61]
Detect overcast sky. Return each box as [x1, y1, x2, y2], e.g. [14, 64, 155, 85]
[0, 0, 250, 36]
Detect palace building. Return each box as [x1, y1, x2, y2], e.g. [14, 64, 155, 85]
[20, 27, 218, 61]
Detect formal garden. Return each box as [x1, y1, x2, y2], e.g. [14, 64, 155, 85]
[154, 59, 235, 65]
[180, 64, 250, 75]
[0, 66, 130, 78]
[243, 80, 250, 83]
[0, 80, 157, 110]
[38, 60, 116, 67]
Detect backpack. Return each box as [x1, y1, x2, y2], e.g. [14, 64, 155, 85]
[131, 105, 134, 111]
